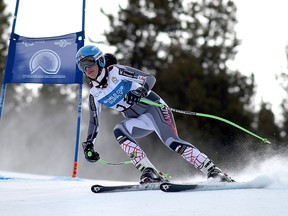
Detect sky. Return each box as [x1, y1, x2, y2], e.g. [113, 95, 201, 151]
[4, 0, 288, 120]
[231, 0, 288, 118]
[0, 155, 288, 216]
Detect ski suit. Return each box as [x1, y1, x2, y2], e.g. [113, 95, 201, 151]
[86, 65, 208, 172]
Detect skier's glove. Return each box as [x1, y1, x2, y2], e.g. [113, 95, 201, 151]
[124, 87, 148, 105]
[82, 141, 100, 163]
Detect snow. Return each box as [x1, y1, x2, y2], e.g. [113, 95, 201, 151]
[1, 156, 288, 216]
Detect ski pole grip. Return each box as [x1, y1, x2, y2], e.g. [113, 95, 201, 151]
[140, 99, 165, 108]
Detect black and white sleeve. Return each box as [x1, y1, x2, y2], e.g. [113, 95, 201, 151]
[86, 94, 100, 143]
[116, 65, 156, 91]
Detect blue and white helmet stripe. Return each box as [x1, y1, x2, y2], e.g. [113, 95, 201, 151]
[76, 45, 106, 68]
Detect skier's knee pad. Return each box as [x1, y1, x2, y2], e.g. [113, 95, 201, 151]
[113, 127, 127, 144]
[169, 141, 189, 155]
[114, 124, 135, 145]
[113, 127, 123, 139]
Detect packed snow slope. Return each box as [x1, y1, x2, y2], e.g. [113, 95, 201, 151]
[0, 156, 287, 216]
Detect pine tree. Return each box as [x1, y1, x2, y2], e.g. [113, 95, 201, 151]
[0, 2, 37, 113]
[279, 43, 288, 145]
[102, 0, 257, 160]
[281, 99, 288, 141]
[0, 0, 11, 83]
[101, 0, 183, 72]
[257, 101, 281, 144]
[162, 1, 255, 148]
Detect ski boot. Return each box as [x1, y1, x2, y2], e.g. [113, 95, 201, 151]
[199, 158, 235, 182]
[140, 167, 169, 185]
[207, 166, 235, 182]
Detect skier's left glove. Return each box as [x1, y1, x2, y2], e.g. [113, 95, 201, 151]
[82, 141, 100, 163]
[124, 87, 148, 105]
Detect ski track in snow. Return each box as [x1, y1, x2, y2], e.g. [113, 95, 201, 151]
[0, 156, 288, 216]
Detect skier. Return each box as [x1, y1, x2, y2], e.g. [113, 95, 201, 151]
[76, 45, 234, 184]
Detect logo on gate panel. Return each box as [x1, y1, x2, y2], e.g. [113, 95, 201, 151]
[54, 40, 72, 48]
[29, 49, 61, 74]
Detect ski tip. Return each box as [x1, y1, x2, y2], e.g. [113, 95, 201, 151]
[91, 185, 104, 193]
[159, 182, 174, 192]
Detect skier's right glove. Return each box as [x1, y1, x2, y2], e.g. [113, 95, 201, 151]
[124, 87, 148, 105]
[82, 141, 100, 163]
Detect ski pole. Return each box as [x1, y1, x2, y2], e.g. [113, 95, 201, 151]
[99, 159, 171, 179]
[140, 99, 271, 144]
[99, 159, 133, 166]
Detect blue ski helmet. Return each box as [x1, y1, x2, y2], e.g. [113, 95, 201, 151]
[76, 45, 106, 72]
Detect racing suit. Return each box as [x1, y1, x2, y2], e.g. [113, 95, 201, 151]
[86, 65, 209, 173]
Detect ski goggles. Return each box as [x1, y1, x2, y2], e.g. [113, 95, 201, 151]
[77, 52, 104, 72]
[77, 57, 97, 72]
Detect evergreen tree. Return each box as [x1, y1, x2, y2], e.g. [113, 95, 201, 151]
[156, 0, 256, 149]
[102, 0, 257, 160]
[0, 0, 10, 83]
[281, 99, 288, 141]
[101, 0, 183, 72]
[256, 101, 281, 144]
[0, 2, 42, 114]
[279, 43, 288, 144]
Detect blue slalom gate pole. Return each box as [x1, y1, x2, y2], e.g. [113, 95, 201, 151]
[0, 0, 20, 122]
[72, 0, 86, 178]
[72, 83, 83, 178]
[0, 84, 7, 121]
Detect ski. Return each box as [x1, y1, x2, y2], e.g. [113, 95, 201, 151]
[91, 183, 160, 193]
[160, 179, 269, 192]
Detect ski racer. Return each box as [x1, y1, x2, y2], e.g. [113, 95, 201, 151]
[76, 45, 234, 184]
